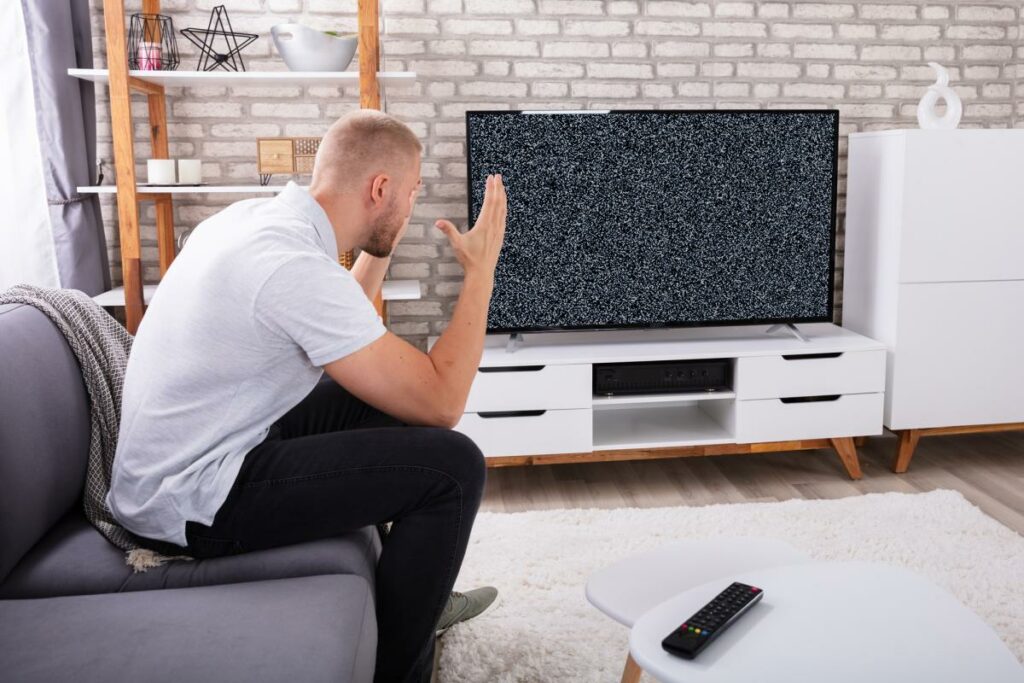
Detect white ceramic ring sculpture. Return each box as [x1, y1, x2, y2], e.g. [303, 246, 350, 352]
[916, 62, 962, 130]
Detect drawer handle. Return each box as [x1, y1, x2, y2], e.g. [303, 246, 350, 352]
[779, 395, 841, 404]
[781, 352, 843, 360]
[478, 366, 545, 373]
[477, 410, 547, 418]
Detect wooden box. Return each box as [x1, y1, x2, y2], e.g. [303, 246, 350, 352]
[257, 137, 321, 185]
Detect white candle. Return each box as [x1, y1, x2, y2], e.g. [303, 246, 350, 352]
[177, 159, 202, 185]
[147, 159, 176, 185]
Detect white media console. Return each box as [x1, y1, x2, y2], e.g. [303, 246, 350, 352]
[446, 323, 886, 479]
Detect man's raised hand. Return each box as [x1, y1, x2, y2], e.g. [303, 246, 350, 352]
[434, 173, 507, 280]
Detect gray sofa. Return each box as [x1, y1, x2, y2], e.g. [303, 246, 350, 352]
[0, 302, 380, 682]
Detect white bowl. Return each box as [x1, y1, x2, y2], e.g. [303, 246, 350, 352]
[271, 23, 357, 72]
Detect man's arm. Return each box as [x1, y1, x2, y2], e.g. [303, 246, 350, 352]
[350, 182, 420, 301]
[349, 251, 391, 302]
[324, 174, 507, 428]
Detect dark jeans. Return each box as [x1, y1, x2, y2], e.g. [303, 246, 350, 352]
[181, 378, 487, 683]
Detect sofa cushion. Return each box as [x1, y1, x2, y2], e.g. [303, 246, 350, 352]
[0, 574, 377, 683]
[0, 304, 90, 583]
[0, 510, 380, 599]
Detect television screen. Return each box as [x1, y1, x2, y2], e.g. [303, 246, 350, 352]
[465, 110, 838, 334]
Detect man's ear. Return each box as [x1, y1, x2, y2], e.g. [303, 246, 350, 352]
[369, 173, 389, 208]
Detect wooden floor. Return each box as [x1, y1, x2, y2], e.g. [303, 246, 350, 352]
[480, 430, 1024, 535]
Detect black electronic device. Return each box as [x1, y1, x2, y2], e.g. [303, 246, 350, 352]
[466, 109, 839, 334]
[593, 359, 732, 396]
[662, 582, 764, 660]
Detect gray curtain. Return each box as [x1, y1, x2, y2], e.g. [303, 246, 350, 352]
[20, 0, 110, 295]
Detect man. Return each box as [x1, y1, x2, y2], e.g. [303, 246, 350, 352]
[108, 110, 507, 683]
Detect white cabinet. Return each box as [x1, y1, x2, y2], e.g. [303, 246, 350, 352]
[843, 130, 1024, 469]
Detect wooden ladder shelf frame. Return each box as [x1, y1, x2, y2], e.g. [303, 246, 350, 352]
[102, 0, 384, 333]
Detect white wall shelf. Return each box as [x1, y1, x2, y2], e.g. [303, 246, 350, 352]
[94, 285, 161, 307]
[68, 68, 416, 88]
[94, 280, 421, 307]
[78, 185, 294, 195]
[381, 280, 421, 301]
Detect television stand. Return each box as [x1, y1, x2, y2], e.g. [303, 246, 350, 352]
[506, 333, 525, 353]
[445, 323, 886, 480]
[766, 323, 810, 343]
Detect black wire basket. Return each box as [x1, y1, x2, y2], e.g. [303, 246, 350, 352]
[127, 13, 180, 71]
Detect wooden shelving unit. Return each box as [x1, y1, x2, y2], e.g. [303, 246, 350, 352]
[84, 0, 412, 334]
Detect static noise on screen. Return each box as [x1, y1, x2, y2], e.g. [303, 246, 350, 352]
[466, 109, 839, 334]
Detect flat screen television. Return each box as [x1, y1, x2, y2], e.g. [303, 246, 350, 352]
[465, 109, 839, 335]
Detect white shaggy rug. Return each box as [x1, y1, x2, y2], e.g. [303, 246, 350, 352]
[438, 490, 1024, 682]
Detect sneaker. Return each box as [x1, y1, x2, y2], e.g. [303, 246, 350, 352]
[436, 586, 498, 636]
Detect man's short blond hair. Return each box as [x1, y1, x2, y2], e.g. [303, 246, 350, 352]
[312, 110, 423, 191]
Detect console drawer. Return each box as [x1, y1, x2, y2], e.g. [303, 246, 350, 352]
[454, 409, 592, 457]
[735, 350, 885, 400]
[465, 364, 591, 412]
[735, 393, 883, 443]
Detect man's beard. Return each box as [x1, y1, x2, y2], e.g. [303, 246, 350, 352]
[362, 199, 404, 258]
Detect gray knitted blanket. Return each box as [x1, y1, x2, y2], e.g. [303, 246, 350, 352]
[0, 285, 182, 572]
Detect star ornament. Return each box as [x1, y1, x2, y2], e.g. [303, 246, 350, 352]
[180, 5, 257, 72]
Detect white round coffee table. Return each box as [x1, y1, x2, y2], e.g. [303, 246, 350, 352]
[630, 561, 1023, 683]
[586, 537, 811, 681]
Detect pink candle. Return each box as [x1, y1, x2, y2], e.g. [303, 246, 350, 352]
[137, 41, 162, 70]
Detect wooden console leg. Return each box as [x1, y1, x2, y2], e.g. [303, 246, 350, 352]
[892, 429, 921, 474]
[829, 437, 863, 480]
[621, 653, 642, 683]
[854, 436, 867, 447]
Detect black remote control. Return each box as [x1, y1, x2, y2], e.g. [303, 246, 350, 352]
[661, 581, 764, 660]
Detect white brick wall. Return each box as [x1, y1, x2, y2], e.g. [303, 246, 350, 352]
[89, 0, 1022, 347]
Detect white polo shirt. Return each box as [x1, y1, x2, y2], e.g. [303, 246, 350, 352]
[108, 182, 386, 546]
